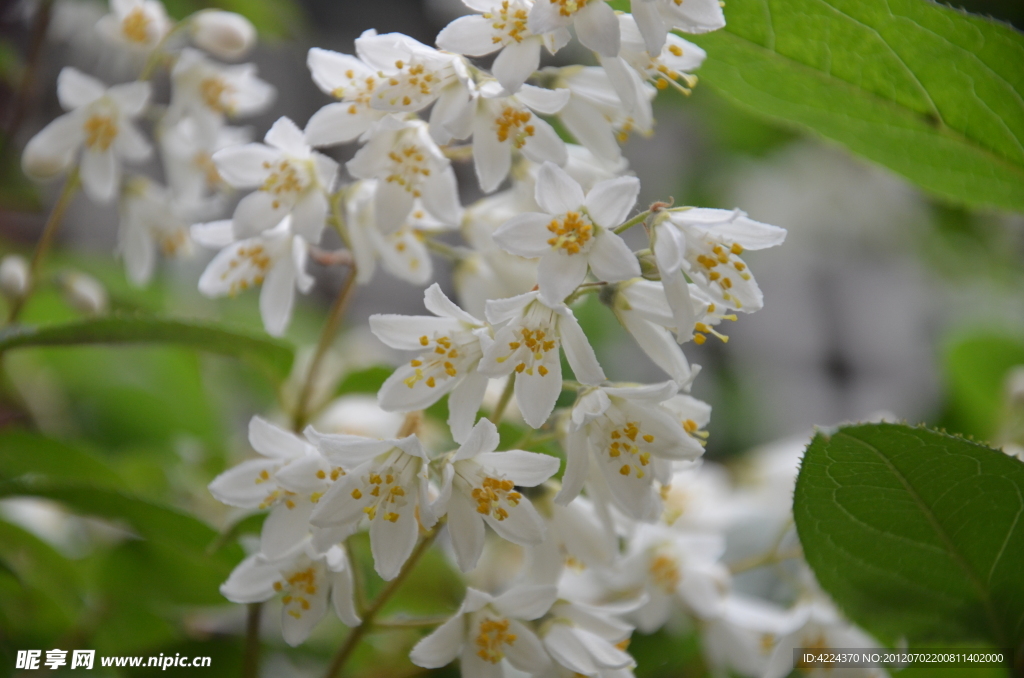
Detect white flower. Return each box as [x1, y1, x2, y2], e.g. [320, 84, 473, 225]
[213, 116, 338, 242]
[609, 279, 697, 387]
[541, 599, 636, 677]
[306, 430, 436, 580]
[304, 47, 388, 147]
[344, 180, 441, 286]
[370, 284, 491, 442]
[356, 29, 465, 113]
[494, 162, 640, 304]
[168, 48, 275, 137]
[653, 208, 786, 313]
[478, 290, 606, 428]
[437, 0, 571, 93]
[0, 255, 29, 300]
[410, 585, 556, 676]
[22, 68, 151, 202]
[190, 10, 256, 60]
[220, 541, 359, 646]
[558, 382, 704, 518]
[471, 81, 569, 193]
[435, 419, 559, 571]
[347, 118, 461, 233]
[701, 595, 799, 678]
[614, 522, 729, 631]
[117, 176, 200, 286]
[208, 416, 342, 559]
[196, 217, 314, 337]
[160, 116, 250, 203]
[524, 493, 618, 585]
[629, 0, 725, 54]
[528, 0, 620, 56]
[95, 0, 170, 54]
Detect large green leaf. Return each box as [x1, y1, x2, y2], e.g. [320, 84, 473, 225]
[794, 423, 1024, 651]
[687, 0, 1024, 213]
[0, 316, 294, 383]
[0, 430, 124, 488]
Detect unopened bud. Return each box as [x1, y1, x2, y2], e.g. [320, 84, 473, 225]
[0, 255, 30, 299]
[62, 272, 108, 315]
[191, 10, 256, 60]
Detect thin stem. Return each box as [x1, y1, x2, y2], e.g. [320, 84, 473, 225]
[7, 167, 80, 324]
[323, 531, 438, 678]
[614, 209, 651, 235]
[564, 283, 604, 305]
[241, 603, 263, 678]
[488, 374, 516, 424]
[291, 262, 359, 431]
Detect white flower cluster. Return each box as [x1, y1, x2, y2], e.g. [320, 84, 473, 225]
[20, 0, 888, 675]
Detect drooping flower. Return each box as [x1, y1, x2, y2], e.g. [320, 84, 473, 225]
[609, 278, 698, 386]
[528, 0, 620, 57]
[478, 290, 606, 428]
[196, 216, 314, 337]
[95, 0, 170, 54]
[306, 430, 436, 580]
[22, 68, 151, 202]
[355, 30, 467, 114]
[208, 416, 343, 559]
[304, 46, 388, 147]
[435, 419, 559, 571]
[213, 116, 338, 242]
[540, 598, 638, 677]
[220, 540, 360, 646]
[370, 283, 492, 442]
[410, 585, 556, 676]
[167, 48, 275, 137]
[160, 116, 250, 204]
[494, 162, 640, 304]
[629, 0, 725, 54]
[559, 382, 704, 518]
[190, 10, 257, 60]
[437, 0, 571, 93]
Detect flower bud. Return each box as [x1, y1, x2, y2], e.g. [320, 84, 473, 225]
[62, 272, 108, 315]
[191, 10, 256, 60]
[0, 255, 30, 299]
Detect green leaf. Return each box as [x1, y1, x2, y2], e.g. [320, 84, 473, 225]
[943, 333, 1024, 440]
[0, 430, 125, 488]
[688, 0, 1024, 213]
[794, 423, 1024, 650]
[0, 316, 294, 383]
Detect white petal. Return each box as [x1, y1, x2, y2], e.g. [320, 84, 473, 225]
[447, 491, 486, 572]
[120, 215, 154, 286]
[213, 144, 279, 187]
[421, 166, 462, 226]
[369, 495, 419, 580]
[662, 270, 698, 337]
[436, 14, 500, 56]
[537, 251, 587, 305]
[559, 97, 621, 164]
[493, 39, 541, 93]
[554, 432, 589, 505]
[190, 220, 236, 248]
[585, 176, 640, 229]
[369, 314, 460, 349]
[448, 371, 489, 444]
[306, 47, 369, 94]
[305, 102, 378, 147]
[661, 0, 726, 33]
[620, 313, 693, 384]
[483, 291, 536, 325]
[544, 626, 597, 675]
[558, 311, 605, 384]
[534, 162, 584, 215]
[250, 416, 312, 459]
[460, 648, 503, 678]
[261, 501, 313, 559]
[632, 0, 668, 53]
[430, 83, 474, 143]
[502, 621, 551, 672]
[587, 231, 639, 282]
[291, 190, 328, 243]
[56, 68, 105, 110]
[281, 586, 327, 646]
[571, 388, 611, 428]
[653, 221, 685, 276]
[493, 585, 558, 620]
[452, 418, 501, 461]
[519, 117, 568, 166]
[80, 149, 119, 203]
[493, 213, 554, 258]
[208, 458, 281, 507]
[475, 450, 559, 486]
[330, 560, 361, 626]
[232, 190, 291, 239]
[574, 626, 634, 668]
[220, 554, 279, 603]
[574, 1, 620, 56]
[264, 116, 309, 157]
[516, 84, 570, 115]
[410, 613, 465, 668]
[514, 355, 561, 428]
[374, 178, 415, 235]
[21, 113, 83, 179]
[259, 249, 297, 337]
[113, 122, 152, 162]
[483, 499, 545, 545]
[423, 282, 481, 325]
[473, 112, 512, 193]
[107, 80, 151, 117]
[303, 428, 395, 465]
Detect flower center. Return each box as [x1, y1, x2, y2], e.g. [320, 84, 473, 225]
[158, 229, 189, 257]
[475, 618, 517, 663]
[260, 159, 309, 208]
[377, 58, 441, 108]
[471, 476, 522, 522]
[497, 325, 557, 376]
[195, 151, 221, 186]
[274, 566, 319, 619]
[405, 332, 478, 389]
[546, 211, 593, 255]
[649, 553, 680, 592]
[121, 7, 151, 44]
[549, 0, 588, 18]
[484, 1, 530, 44]
[221, 243, 273, 294]
[200, 76, 235, 114]
[494, 106, 534, 148]
[608, 420, 654, 478]
[385, 143, 432, 197]
[350, 457, 413, 524]
[84, 115, 118, 151]
[691, 241, 751, 308]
